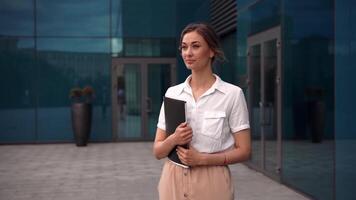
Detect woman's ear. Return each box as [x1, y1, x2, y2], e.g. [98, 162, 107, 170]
[210, 50, 215, 59]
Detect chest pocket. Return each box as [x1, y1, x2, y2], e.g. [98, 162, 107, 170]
[201, 111, 226, 139]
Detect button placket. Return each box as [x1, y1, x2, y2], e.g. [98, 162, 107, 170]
[183, 168, 189, 199]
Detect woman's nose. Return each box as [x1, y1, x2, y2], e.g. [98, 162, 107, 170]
[185, 47, 193, 56]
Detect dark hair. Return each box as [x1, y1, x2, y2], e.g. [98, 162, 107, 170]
[179, 22, 225, 62]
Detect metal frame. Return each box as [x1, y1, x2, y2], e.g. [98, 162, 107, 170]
[246, 26, 282, 181]
[111, 57, 177, 142]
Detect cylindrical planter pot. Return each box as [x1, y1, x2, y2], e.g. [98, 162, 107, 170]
[71, 102, 92, 146]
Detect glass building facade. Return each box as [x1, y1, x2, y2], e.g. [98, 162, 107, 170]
[0, 0, 355, 199]
[237, 1, 334, 199]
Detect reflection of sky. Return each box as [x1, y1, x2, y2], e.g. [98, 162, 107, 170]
[0, 0, 34, 36]
[0, 0, 123, 37]
[111, 38, 123, 55]
[37, 0, 110, 36]
[285, 0, 334, 39]
[289, 10, 333, 39]
[37, 39, 110, 53]
[11, 38, 118, 53]
[17, 39, 35, 49]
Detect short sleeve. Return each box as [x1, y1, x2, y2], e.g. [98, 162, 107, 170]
[229, 89, 250, 134]
[157, 102, 166, 131]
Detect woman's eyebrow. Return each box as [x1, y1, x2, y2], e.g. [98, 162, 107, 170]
[182, 41, 201, 45]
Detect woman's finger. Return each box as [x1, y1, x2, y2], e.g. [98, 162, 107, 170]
[177, 146, 186, 153]
[177, 150, 187, 163]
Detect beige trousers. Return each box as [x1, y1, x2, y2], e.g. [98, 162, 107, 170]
[158, 160, 234, 200]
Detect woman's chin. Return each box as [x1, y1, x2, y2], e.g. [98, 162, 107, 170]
[185, 64, 194, 70]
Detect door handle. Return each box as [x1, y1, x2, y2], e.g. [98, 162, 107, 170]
[259, 102, 264, 125]
[265, 102, 273, 126]
[259, 102, 273, 126]
[146, 97, 152, 113]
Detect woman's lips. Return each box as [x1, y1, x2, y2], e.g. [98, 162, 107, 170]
[185, 60, 195, 64]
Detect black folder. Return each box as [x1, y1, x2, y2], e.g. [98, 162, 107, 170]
[164, 96, 189, 168]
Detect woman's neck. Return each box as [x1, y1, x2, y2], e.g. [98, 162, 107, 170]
[189, 67, 216, 94]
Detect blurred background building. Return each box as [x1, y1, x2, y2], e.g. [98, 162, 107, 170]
[0, 0, 355, 199]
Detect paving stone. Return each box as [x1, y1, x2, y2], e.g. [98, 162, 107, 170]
[0, 143, 310, 200]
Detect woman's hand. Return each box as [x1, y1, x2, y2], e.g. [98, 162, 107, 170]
[176, 146, 202, 167]
[172, 122, 193, 146]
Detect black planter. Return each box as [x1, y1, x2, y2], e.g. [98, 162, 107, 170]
[71, 103, 92, 146]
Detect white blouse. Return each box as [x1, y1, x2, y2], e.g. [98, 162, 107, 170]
[157, 74, 250, 153]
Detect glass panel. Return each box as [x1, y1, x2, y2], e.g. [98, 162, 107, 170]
[239, 0, 334, 199]
[123, 38, 176, 57]
[282, 1, 334, 199]
[237, 0, 256, 11]
[249, 0, 280, 35]
[37, 0, 110, 36]
[111, 0, 123, 38]
[0, 0, 34, 36]
[335, 0, 356, 199]
[147, 64, 171, 140]
[263, 39, 278, 174]
[248, 44, 261, 166]
[118, 0, 176, 57]
[121, 0, 176, 38]
[116, 64, 142, 139]
[0, 38, 36, 142]
[36, 38, 111, 142]
[216, 32, 237, 84]
[111, 38, 124, 57]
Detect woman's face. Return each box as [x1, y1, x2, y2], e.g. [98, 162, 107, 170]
[181, 31, 214, 71]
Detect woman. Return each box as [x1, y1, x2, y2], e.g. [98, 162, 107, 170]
[153, 23, 251, 200]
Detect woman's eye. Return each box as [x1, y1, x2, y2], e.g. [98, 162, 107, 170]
[192, 45, 200, 49]
[181, 46, 188, 51]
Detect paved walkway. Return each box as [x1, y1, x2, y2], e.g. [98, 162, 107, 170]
[0, 143, 310, 200]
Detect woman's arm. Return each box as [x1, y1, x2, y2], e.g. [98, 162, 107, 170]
[177, 128, 251, 166]
[153, 123, 193, 160]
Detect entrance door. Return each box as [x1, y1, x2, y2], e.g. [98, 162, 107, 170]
[111, 58, 176, 141]
[247, 26, 282, 180]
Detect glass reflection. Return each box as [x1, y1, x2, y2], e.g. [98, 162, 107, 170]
[122, 38, 176, 57]
[239, 0, 334, 199]
[282, 0, 334, 199]
[37, 0, 110, 36]
[263, 39, 278, 175]
[248, 44, 261, 166]
[115, 64, 142, 139]
[36, 38, 111, 141]
[147, 64, 171, 140]
[335, 0, 356, 199]
[0, 0, 34, 36]
[111, 0, 123, 37]
[0, 38, 36, 142]
[249, 0, 280, 35]
[111, 38, 123, 57]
